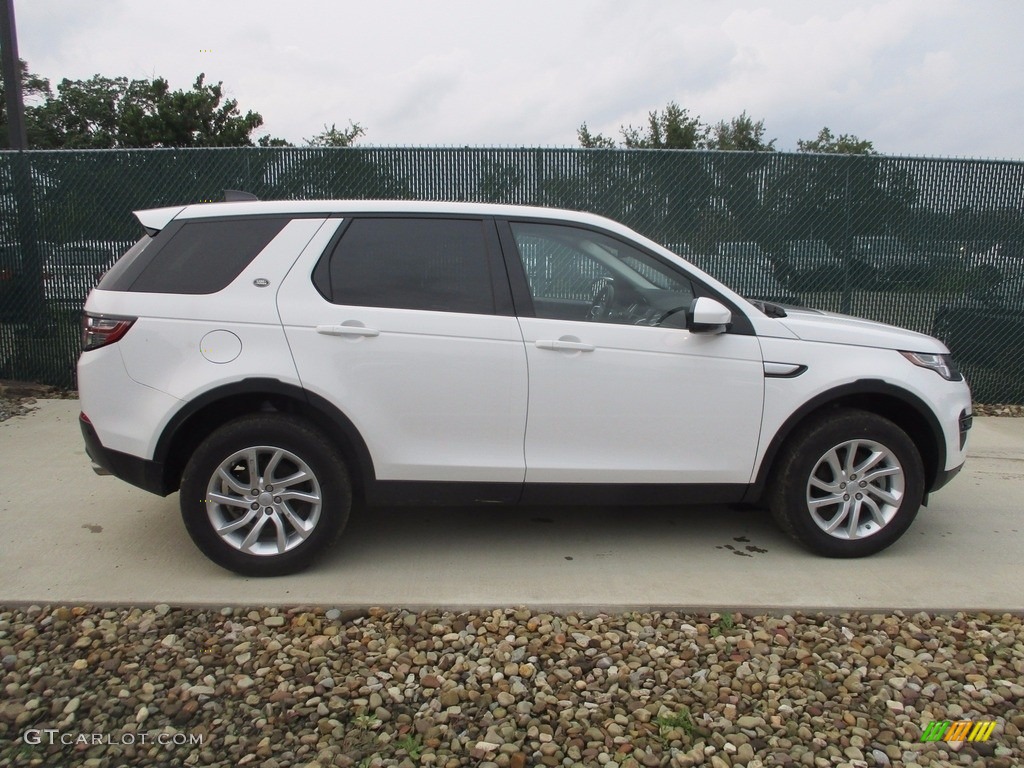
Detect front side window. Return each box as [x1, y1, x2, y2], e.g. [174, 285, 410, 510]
[510, 222, 693, 325]
[325, 218, 495, 315]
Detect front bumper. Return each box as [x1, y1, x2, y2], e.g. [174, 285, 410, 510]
[80, 413, 171, 496]
[927, 408, 971, 496]
[931, 460, 964, 493]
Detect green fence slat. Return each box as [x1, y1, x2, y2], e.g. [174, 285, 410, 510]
[0, 147, 1021, 402]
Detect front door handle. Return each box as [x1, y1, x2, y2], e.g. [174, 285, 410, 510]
[535, 339, 595, 352]
[316, 324, 380, 338]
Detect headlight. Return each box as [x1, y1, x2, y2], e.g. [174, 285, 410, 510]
[899, 351, 963, 381]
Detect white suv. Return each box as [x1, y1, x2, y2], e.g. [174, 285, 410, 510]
[78, 200, 972, 575]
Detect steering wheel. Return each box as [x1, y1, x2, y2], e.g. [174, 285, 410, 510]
[588, 278, 615, 321]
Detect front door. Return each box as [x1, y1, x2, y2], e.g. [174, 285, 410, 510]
[505, 220, 764, 488]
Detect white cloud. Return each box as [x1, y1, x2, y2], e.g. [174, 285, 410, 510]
[14, 0, 1024, 158]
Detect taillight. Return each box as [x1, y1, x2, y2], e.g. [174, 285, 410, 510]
[81, 313, 136, 351]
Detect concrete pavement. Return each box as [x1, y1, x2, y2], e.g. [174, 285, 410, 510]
[1, 399, 1022, 612]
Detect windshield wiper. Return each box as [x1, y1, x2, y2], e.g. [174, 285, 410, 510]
[749, 299, 788, 318]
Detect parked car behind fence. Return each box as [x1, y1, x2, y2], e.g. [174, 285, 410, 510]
[43, 241, 125, 307]
[934, 275, 1024, 374]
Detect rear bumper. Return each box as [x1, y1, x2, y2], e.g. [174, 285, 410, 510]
[80, 413, 171, 496]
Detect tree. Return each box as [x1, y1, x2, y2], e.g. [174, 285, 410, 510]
[0, 59, 51, 148]
[14, 66, 293, 149]
[578, 102, 777, 153]
[305, 121, 365, 148]
[258, 134, 293, 147]
[708, 111, 776, 152]
[577, 123, 615, 149]
[621, 102, 709, 149]
[797, 127, 876, 155]
[27, 72, 274, 148]
[305, 121, 365, 147]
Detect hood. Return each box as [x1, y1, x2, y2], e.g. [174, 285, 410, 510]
[776, 306, 949, 353]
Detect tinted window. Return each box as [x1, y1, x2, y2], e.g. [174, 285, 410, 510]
[126, 218, 287, 294]
[96, 237, 154, 290]
[326, 218, 494, 314]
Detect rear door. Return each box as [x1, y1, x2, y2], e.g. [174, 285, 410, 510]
[277, 216, 528, 495]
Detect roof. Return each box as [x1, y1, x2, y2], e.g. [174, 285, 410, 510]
[133, 199, 617, 235]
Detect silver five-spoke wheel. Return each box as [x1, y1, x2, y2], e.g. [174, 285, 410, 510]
[806, 439, 904, 540]
[206, 445, 323, 556]
[769, 408, 924, 558]
[180, 414, 351, 576]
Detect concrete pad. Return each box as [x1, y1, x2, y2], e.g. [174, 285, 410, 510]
[1, 399, 1022, 612]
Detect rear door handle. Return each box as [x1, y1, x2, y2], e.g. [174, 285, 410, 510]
[316, 324, 380, 338]
[535, 339, 595, 352]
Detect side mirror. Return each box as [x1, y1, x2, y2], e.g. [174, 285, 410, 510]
[687, 297, 731, 334]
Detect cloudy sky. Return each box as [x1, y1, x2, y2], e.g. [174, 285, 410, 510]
[15, 0, 1024, 159]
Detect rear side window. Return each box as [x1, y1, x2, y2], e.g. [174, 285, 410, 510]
[102, 218, 287, 294]
[323, 218, 495, 314]
[96, 237, 153, 290]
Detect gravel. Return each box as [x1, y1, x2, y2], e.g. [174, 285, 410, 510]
[1, 606, 1022, 767]
[2, 388, 1022, 765]
[0, 381, 76, 423]
[0, 397, 38, 423]
[972, 403, 1024, 417]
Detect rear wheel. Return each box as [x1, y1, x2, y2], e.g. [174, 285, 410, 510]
[180, 414, 351, 576]
[769, 408, 924, 557]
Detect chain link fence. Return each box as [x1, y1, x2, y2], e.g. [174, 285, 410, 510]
[1, 147, 1022, 402]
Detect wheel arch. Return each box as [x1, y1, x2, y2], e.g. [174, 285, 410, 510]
[746, 379, 946, 504]
[153, 378, 375, 499]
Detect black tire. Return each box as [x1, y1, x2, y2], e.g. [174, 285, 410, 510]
[768, 408, 924, 558]
[180, 414, 351, 576]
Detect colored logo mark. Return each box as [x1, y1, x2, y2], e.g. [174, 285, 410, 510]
[920, 720, 997, 742]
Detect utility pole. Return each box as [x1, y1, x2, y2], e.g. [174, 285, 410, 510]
[1, 0, 28, 149]
[0, 0, 43, 333]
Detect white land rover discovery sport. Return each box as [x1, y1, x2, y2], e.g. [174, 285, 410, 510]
[78, 200, 972, 576]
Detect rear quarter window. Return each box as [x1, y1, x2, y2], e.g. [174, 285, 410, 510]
[100, 217, 288, 294]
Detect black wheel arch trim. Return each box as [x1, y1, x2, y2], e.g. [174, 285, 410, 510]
[153, 378, 376, 496]
[744, 379, 948, 503]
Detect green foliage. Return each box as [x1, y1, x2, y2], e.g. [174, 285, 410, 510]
[340, 710, 384, 762]
[656, 706, 696, 740]
[257, 134, 294, 147]
[0, 58, 52, 148]
[798, 127, 876, 155]
[622, 101, 709, 149]
[577, 122, 616, 149]
[352, 712, 381, 730]
[28, 72, 269, 148]
[709, 613, 735, 637]
[8, 60, 321, 148]
[579, 105, 872, 156]
[709, 111, 776, 152]
[579, 102, 776, 152]
[305, 121, 366, 147]
[394, 733, 423, 758]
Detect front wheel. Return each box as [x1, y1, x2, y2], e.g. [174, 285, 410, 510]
[180, 414, 351, 576]
[768, 408, 925, 557]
